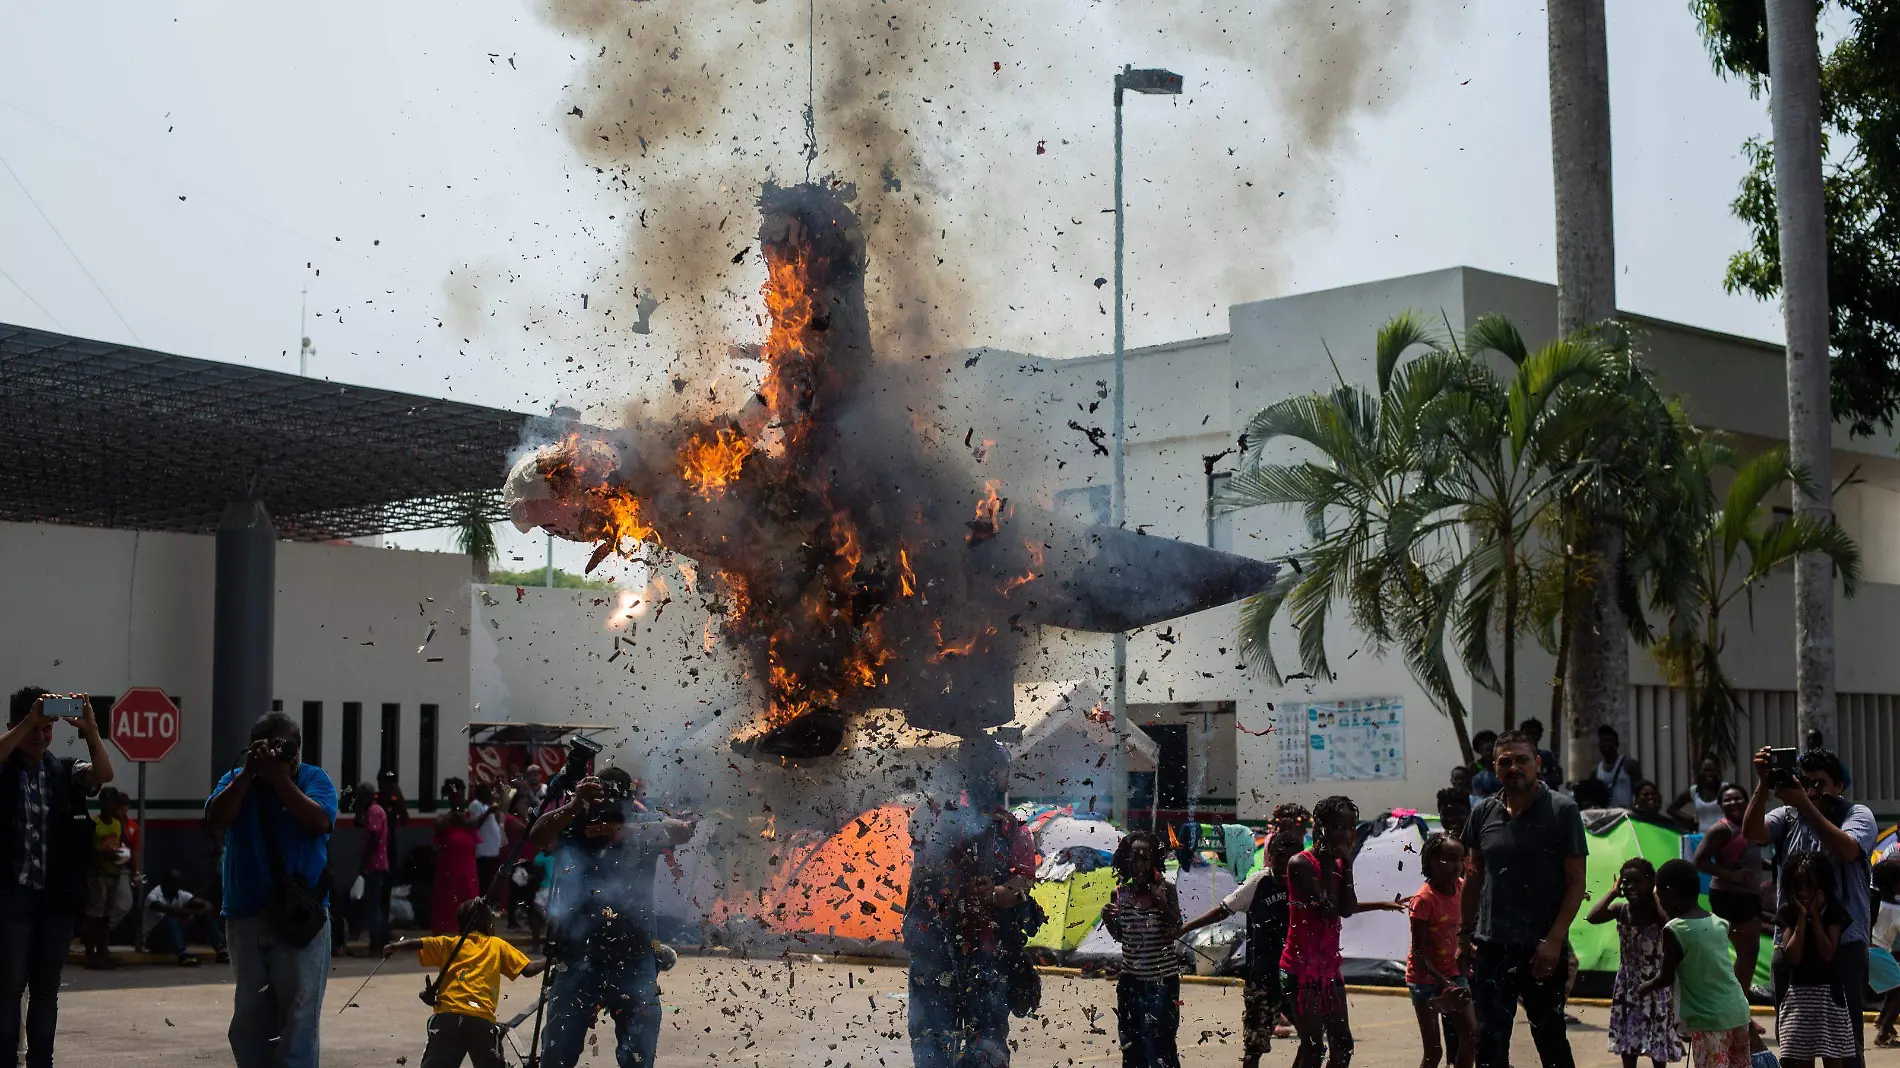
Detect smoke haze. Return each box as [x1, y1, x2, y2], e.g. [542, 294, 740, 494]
[484, 0, 1447, 414]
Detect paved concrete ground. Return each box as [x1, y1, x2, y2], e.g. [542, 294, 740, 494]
[37, 954, 1882, 1068]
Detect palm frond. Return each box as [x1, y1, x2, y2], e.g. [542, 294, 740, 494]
[1464, 313, 1530, 365]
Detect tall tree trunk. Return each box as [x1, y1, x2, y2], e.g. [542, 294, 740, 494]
[1564, 526, 1629, 783]
[1503, 527, 1519, 729]
[1549, 0, 1627, 778]
[1765, 0, 1836, 743]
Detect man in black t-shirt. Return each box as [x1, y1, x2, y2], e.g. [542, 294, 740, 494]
[1459, 730, 1588, 1068]
[529, 767, 695, 1068]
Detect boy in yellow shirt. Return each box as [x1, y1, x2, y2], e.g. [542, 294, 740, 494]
[384, 898, 548, 1068]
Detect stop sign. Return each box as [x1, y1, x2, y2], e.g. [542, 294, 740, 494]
[110, 687, 180, 763]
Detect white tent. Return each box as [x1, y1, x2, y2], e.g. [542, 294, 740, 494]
[1070, 862, 1243, 971]
[1035, 814, 1123, 858]
[1338, 820, 1427, 979]
[1003, 680, 1158, 808]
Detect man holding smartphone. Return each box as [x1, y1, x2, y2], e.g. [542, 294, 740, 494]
[0, 687, 115, 1068]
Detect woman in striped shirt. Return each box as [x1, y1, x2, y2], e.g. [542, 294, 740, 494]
[1104, 830, 1182, 1068]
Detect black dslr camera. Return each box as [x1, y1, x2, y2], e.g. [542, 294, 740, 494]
[1765, 747, 1800, 789]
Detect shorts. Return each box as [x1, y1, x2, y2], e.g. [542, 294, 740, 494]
[1688, 1025, 1753, 1068]
[1709, 889, 1761, 925]
[1408, 975, 1470, 1013]
[87, 872, 132, 923]
[1243, 975, 1285, 1057]
[1284, 971, 1347, 1017]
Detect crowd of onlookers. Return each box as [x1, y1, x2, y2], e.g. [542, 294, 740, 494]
[1086, 725, 1899, 1068]
[0, 689, 570, 1068]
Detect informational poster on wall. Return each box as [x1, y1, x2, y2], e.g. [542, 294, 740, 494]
[1276, 722, 1309, 783]
[1304, 697, 1404, 782]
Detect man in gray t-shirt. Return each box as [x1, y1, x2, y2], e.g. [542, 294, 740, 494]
[1459, 731, 1588, 1068]
[1742, 744, 1877, 1062]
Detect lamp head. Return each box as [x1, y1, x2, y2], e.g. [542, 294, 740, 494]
[1118, 66, 1183, 95]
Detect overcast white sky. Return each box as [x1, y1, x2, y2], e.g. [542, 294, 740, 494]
[0, 0, 1783, 568]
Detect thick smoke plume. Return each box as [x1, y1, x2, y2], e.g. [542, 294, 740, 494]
[522, 0, 1441, 401]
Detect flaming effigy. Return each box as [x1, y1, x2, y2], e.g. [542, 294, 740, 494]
[506, 182, 1278, 751]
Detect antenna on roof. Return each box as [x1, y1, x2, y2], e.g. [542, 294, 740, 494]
[298, 286, 316, 377]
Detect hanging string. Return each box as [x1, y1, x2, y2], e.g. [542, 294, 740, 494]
[803, 0, 817, 182]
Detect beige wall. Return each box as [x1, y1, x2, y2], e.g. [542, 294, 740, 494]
[2, 522, 473, 809]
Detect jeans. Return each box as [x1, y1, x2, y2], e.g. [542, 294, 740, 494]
[1116, 975, 1181, 1068]
[540, 951, 660, 1068]
[228, 914, 331, 1068]
[360, 871, 388, 950]
[1471, 941, 1574, 1068]
[421, 1011, 505, 1068]
[0, 888, 76, 1068]
[147, 914, 228, 956]
[905, 918, 1012, 1068]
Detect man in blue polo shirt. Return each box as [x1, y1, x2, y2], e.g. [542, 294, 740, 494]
[206, 711, 337, 1068]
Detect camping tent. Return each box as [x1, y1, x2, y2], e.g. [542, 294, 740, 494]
[760, 803, 911, 943]
[1569, 816, 1688, 971]
[1005, 681, 1158, 809]
[1071, 862, 1243, 970]
[1035, 815, 1122, 859]
[1874, 824, 1898, 866]
[1029, 868, 1116, 951]
[1340, 820, 1429, 980]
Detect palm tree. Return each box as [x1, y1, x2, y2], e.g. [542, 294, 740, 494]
[1760, 0, 1837, 743]
[455, 510, 498, 581]
[1653, 440, 1859, 766]
[1217, 312, 1643, 757]
[1216, 312, 1479, 761]
[1399, 315, 1646, 730]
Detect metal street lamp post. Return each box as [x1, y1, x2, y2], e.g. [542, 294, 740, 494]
[1111, 64, 1183, 829]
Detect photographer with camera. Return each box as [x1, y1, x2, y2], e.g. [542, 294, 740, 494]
[904, 738, 1037, 1068]
[1, 688, 112, 1068]
[1742, 743, 1879, 1063]
[205, 711, 339, 1068]
[529, 764, 696, 1068]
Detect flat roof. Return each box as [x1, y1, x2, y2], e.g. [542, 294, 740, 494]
[0, 323, 541, 540]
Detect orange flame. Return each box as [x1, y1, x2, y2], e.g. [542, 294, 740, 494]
[759, 245, 818, 447]
[967, 479, 1009, 546]
[928, 619, 999, 664]
[1000, 536, 1043, 596]
[897, 545, 917, 598]
[679, 427, 753, 497]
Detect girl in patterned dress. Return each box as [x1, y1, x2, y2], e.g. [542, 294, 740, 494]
[1587, 857, 1682, 1068]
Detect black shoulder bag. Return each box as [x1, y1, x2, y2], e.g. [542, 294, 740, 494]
[260, 800, 333, 948]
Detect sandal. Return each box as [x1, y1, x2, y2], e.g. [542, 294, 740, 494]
[1874, 1031, 1899, 1048]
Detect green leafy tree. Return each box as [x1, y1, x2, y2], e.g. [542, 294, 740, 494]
[1691, 0, 1900, 436]
[1652, 440, 1861, 764]
[454, 514, 498, 581]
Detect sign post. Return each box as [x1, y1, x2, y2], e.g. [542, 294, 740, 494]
[110, 687, 181, 952]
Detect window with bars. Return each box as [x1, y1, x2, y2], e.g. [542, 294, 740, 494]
[341, 702, 362, 790]
[1628, 686, 1900, 811]
[302, 701, 323, 773]
[419, 704, 439, 813]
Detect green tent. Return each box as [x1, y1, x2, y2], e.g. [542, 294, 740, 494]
[1568, 817, 1772, 989]
[1028, 868, 1115, 951]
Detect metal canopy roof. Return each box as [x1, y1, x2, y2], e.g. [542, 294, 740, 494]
[0, 323, 538, 541]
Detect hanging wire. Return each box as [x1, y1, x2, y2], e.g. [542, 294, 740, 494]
[0, 151, 140, 342]
[803, 0, 817, 182]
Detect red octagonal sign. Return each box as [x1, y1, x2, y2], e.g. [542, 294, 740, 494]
[111, 687, 180, 763]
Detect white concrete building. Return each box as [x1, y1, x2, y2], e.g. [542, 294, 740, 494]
[980, 266, 1900, 822]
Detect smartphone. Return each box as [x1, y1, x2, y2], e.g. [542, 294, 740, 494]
[1767, 746, 1799, 788]
[40, 696, 85, 720]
